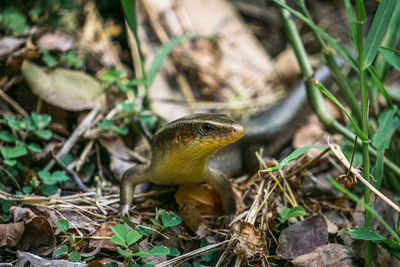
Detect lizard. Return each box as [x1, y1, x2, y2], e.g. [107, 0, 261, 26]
[120, 113, 245, 215]
[120, 61, 341, 215]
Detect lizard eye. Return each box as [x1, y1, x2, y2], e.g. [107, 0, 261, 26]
[200, 123, 214, 135]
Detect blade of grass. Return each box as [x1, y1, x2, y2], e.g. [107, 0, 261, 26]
[261, 145, 326, 173]
[363, 0, 397, 69]
[120, 0, 147, 83]
[313, 79, 366, 140]
[379, 47, 400, 72]
[374, 1, 400, 81]
[380, 47, 400, 56]
[296, 0, 362, 123]
[372, 108, 397, 188]
[344, 0, 358, 48]
[367, 66, 394, 108]
[146, 33, 205, 89]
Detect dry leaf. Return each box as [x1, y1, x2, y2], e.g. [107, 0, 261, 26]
[21, 60, 105, 111]
[175, 184, 219, 215]
[18, 216, 56, 255]
[177, 204, 208, 236]
[0, 222, 25, 247]
[10, 206, 36, 223]
[277, 215, 328, 259]
[44, 209, 97, 234]
[234, 220, 267, 262]
[38, 32, 74, 52]
[291, 243, 361, 267]
[89, 222, 118, 251]
[0, 37, 25, 58]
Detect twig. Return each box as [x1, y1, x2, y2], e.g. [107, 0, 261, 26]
[155, 239, 233, 267]
[95, 143, 105, 182]
[52, 153, 89, 192]
[329, 142, 400, 213]
[0, 165, 21, 191]
[0, 89, 29, 117]
[75, 139, 94, 171]
[43, 103, 101, 171]
[286, 147, 331, 178]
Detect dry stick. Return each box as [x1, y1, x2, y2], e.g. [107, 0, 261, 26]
[75, 139, 94, 171]
[286, 147, 331, 178]
[32, 203, 106, 219]
[0, 165, 21, 191]
[0, 89, 29, 117]
[245, 179, 265, 224]
[43, 103, 101, 171]
[155, 239, 233, 267]
[52, 153, 89, 192]
[329, 142, 400, 213]
[0, 190, 96, 203]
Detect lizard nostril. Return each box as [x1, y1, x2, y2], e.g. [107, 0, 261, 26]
[232, 124, 244, 135]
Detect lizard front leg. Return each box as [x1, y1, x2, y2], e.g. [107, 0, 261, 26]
[120, 165, 149, 215]
[205, 168, 236, 215]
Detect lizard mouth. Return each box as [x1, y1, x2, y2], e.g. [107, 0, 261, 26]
[229, 124, 245, 142]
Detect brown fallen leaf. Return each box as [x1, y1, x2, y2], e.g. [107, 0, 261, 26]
[175, 184, 220, 215]
[291, 243, 362, 267]
[43, 208, 97, 234]
[0, 221, 25, 247]
[5, 42, 39, 74]
[10, 206, 36, 223]
[277, 215, 328, 259]
[233, 220, 268, 263]
[37, 32, 74, 52]
[89, 222, 118, 251]
[18, 216, 56, 256]
[99, 136, 139, 180]
[0, 36, 25, 59]
[177, 204, 208, 236]
[21, 60, 105, 111]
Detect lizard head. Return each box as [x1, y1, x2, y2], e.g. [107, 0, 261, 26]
[150, 113, 244, 176]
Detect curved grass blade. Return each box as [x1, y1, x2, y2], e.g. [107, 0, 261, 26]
[367, 66, 394, 108]
[314, 79, 367, 140]
[146, 33, 207, 89]
[363, 0, 397, 69]
[379, 47, 400, 72]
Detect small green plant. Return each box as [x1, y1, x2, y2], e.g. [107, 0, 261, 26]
[109, 211, 182, 266]
[38, 171, 69, 196]
[0, 112, 52, 167]
[54, 219, 86, 263]
[97, 119, 129, 136]
[100, 69, 142, 94]
[278, 206, 306, 224]
[0, 199, 12, 223]
[149, 208, 182, 242]
[0, 6, 30, 35]
[40, 46, 83, 69]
